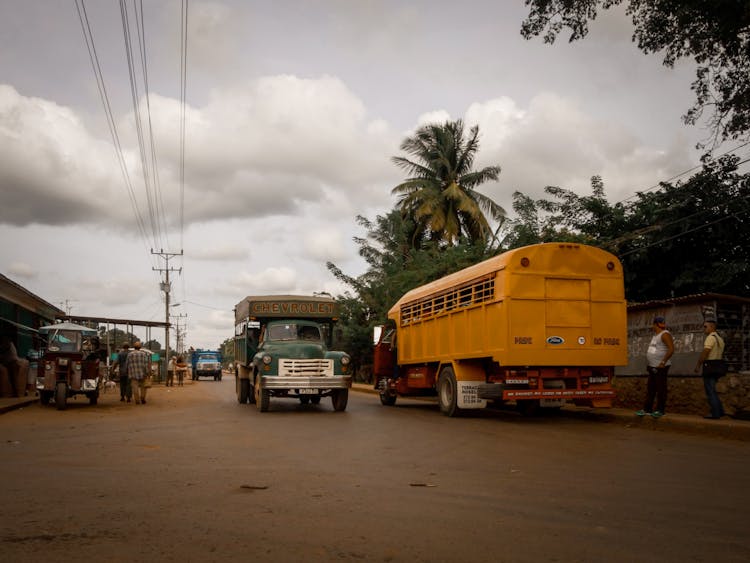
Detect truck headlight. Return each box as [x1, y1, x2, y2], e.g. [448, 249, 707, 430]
[341, 355, 351, 365]
[262, 355, 272, 365]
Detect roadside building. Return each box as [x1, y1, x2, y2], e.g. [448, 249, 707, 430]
[0, 273, 64, 357]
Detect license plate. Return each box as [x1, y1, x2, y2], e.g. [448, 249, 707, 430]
[299, 388, 318, 394]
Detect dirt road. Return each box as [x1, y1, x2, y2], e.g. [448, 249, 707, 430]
[1, 378, 749, 562]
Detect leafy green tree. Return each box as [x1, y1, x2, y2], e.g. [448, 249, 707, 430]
[521, 0, 750, 146]
[392, 120, 506, 245]
[612, 155, 750, 300]
[220, 337, 234, 367]
[328, 209, 501, 373]
[502, 159, 750, 301]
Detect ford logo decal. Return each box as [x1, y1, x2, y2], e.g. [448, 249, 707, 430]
[546, 336, 564, 345]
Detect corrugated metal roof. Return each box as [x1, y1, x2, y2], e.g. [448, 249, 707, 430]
[627, 292, 750, 310]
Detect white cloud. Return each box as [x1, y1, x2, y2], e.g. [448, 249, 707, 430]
[302, 227, 347, 262]
[6, 262, 37, 279]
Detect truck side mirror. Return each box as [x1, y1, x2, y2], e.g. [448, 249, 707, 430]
[373, 325, 383, 345]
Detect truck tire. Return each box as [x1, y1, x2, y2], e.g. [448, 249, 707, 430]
[255, 374, 269, 412]
[55, 382, 67, 411]
[237, 378, 250, 404]
[379, 391, 397, 406]
[517, 399, 540, 417]
[438, 366, 462, 417]
[310, 395, 321, 405]
[332, 388, 348, 412]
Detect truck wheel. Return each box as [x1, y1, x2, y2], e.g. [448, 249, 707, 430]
[299, 396, 310, 405]
[517, 399, 540, 417]
[255, 375, 269, 412]
[55, 382, 67, 411]
[310, 395, 321, 405]
[438, 366, 462, 417]
[379, 391, 397, 406]
[237, 378, 250, 404]
[332, 388, 348, 412]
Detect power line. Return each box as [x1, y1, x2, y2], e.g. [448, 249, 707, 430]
[74, 0, 152, 258]
[179, 0, 189, 251]
[119, 0, 162, 249]
[615, 140, 750, 206]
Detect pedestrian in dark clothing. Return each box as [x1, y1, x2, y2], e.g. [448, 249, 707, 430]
[113, 343, 132, 402]
[695, 319, 727, 419]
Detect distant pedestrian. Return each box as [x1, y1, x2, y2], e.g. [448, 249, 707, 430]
[113, 343, 132, 402]
[695, 318, 727, 419]
[167, 356, 176, 387]
[176, 355, 187, 386]
[125, 341, 151, 405]
[636, 315, 674, 418]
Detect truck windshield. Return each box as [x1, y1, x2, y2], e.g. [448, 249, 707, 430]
[267, 324, 320, 342]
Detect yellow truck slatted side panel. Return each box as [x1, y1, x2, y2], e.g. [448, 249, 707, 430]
[389, 243, 628, 371]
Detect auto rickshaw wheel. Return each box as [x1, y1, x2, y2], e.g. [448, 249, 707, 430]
[88, 391, 98, 405]
[39, 391, 52, 405]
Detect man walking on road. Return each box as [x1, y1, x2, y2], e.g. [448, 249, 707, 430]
[125, 341, 151, 405]
[113, 343, 132, 402]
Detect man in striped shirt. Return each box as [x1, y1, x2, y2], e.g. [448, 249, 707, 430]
[126, 341, 151, 405]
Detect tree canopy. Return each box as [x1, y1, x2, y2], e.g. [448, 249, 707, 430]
[521, 0, 750, 146]
[391, 120, 506, 245]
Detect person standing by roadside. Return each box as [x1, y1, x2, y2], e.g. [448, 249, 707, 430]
[125, 341, 151, 405]
[695, 319, 727, 419]
[112, 343, 132, 402]
[166, 355, 176, 387]
[176, 355, 187, 386]
[636, 315, 674, 418]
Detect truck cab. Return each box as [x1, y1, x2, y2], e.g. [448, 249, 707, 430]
[191, 350, 223, 381]
[234, 295, 352, 412]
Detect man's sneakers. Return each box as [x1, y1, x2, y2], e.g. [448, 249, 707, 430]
[635, 409, 664, 418]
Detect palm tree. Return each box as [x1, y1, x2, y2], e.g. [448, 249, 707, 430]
[391, 120, 505, 245]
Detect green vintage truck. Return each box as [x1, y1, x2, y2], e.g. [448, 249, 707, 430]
[233, 295, 352, 412]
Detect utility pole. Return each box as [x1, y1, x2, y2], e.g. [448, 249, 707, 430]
[171, 313, 188, 355]
[58, 299, 78, 316]
[152, 248, 183, 379]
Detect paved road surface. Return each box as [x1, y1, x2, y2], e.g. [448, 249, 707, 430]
[1, 378, 749, 562]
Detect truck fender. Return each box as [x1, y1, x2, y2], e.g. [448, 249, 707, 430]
[442, 360, 487, 410]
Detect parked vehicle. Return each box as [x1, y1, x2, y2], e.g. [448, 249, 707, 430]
[37, 322, 105, 410]
[234, 295, 352, 412]
[191, 349, 223, 381]
[373, 243, 628, 416]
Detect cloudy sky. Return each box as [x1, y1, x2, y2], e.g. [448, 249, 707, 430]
[0, 1, 723, 349]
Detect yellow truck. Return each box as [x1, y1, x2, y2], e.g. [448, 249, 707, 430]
[373, 243, 628, 416]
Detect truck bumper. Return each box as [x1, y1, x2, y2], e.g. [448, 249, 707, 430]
[261, 376, 352, 390]
[477, 383, 615, 401]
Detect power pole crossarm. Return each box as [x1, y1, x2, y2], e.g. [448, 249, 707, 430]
[152, 248, 183, 379]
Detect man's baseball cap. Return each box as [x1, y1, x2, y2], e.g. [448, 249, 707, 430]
[653, 316, 666, 324]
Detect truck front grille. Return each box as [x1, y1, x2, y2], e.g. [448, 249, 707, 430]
[279, 359, 334, 377]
